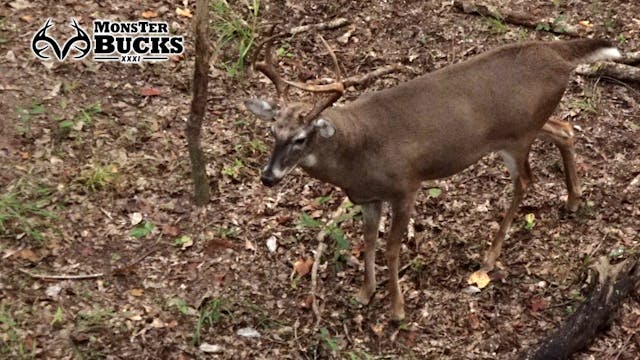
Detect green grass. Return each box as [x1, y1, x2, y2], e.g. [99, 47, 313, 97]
[0, 302, 35, 359]
[194, 298, 229, 345]
[78, 164, 119, 192]
[0, 179, 57, 243]
[211, 0, 260, 77]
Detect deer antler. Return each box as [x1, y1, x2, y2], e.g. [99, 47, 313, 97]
[253, 33, 289, 99]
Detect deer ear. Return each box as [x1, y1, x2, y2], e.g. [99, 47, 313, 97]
[245, 99, 277, 120]
[313, 118, 335, 138]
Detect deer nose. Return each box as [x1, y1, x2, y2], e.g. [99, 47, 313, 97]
[261, 172, 277, 187]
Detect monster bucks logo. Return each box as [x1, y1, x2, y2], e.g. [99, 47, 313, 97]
[31, 18, 184, 63]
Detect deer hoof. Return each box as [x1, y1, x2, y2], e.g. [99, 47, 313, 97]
[567, 198, 581, 213]
[355, 287, 374, 305]
[390, 306, 405, 322]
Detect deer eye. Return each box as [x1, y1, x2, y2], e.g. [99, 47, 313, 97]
[293, 136, 306, 145]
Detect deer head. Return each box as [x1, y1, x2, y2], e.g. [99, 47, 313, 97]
[246, 36, 344, 186]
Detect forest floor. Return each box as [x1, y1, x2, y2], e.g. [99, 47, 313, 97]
[1, 0, 639, 359]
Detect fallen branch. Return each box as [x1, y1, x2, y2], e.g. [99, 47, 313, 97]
[453, 0, 580, 36]
[343, 64, 413, 88]
[311, 197, 351, 327]
[289, 18, 349, 36]
[527, 256, 640, 360]
[575, 62, 640, 83]
[18, 268, 104, 280]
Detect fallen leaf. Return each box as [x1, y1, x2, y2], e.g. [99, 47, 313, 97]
[199, 343, 223, 353]
[18, 249, 40, 262]
[468, 312, 481, 329]
[140, 87, 161, 97]
[129, 288, 144, 297]
[245, 239, 256, 251]
[20, 15, 33, 22]
[161, 224, 180, 237]
[530, 297, 548, 313]
[141, 10, 158, 19]
[578, 20, 594, 28]
[299, 294, 313, 309]
[150, 318, 165, 328]
[9, 0, 32, 10]
[266, 236, 277, 253]
[176, 7, 192, 18]
[371, 323, 385, 337]
[237, 327, 261, 338]
[45, 284, 62, 298]
[462, 285, 481, 295]
[129, 212, 143, 225]
[293, 257, 314, 277]
[467, 269, 491, 289]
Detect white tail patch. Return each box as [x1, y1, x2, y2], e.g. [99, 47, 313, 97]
[581, 47, 622, 63]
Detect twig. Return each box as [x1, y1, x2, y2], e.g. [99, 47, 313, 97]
[18, 268, 104, 280]
[289, 18, 350, 36]
[311, 197, 351, 327]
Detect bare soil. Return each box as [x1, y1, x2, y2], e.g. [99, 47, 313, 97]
[1, 0, 639, 359]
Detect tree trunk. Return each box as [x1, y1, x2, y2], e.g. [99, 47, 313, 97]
[527, 256, 639, 360]
[187, 0, 212, 206]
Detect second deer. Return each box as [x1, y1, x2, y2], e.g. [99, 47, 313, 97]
[246, 37, 621, 321]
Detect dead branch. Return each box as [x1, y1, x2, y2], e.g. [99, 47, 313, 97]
[343, 64, 413, 88]
[527, 256, 640, 360]
[453, 0, 580, 37]
[289, 18, 349, 36]
[620, 51, 640, 66]
[311, 197, 351, 327]
[18, 268, 104, 280]
[575, 62, 640, 83]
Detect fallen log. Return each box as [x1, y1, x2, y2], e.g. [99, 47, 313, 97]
[453, 0, 580, 36]
[528, 256, 639, 360]
[575, 62, 640, 83]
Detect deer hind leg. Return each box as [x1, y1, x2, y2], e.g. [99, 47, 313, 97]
[540, 117, 582, 212]
[386, 193, 417, 322]
[480, 147, 532, 272]
[355, 201, 382, 305]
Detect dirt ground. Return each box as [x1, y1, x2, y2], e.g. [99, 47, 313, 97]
[1, 0, 639, 359]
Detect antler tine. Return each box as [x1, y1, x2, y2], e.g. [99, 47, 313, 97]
[253, 33, 289, 99]
[318, 35, 342, 81]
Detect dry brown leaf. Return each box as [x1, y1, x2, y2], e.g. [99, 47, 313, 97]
[530, 297, 548, 313]
[161, 224, 180, 237]
[141, 11, 158, 19]
[18, 249, 40, 262]
[129, 288, 144, 297]
[245, 239, 256, 251]
[140, 87, 161, 97]
[468, 312, 481, 329]
[467, 269, 491, 289]
[176, 7, 192, 18]
[20, 15, 33, 22]
[293, 257, 314, 277]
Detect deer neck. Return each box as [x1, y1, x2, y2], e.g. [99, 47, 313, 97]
[298, 109, 362, 188]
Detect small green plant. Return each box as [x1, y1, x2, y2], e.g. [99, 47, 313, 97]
[216, 226, 238, 239]
[51, 306, 65, 326]
[170, 298, 190, 315]
[427, 187, 442, 198]
[174, 235, 192, 247]
[211, 0, 260, 77]
[130, 221, 155, 239]
[222, 158, 245, 179]
[248, 139, 268, 154]
[486, 17, 508, 35]
[77, 102, 102, 125]
[617, 34, 627, 44]
[569, 89, 600, 114]
[524, 213, 536, 230]
[16, 103, 45, 136]
[297, 201, 359, 271]
[194, 298, 228, 345]
[318, 327, 340, 354]
[0, 180, 56, 242]
[79, 164, 119, 192]
[76, 306, 114, 328]
[0, 302, 36, 358]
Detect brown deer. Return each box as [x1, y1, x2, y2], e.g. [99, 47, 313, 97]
[245, 37, 621, 321]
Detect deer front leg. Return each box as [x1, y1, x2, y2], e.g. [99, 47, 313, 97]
[481, 149, 532, 272]
[541, 118, 582, 212]
[355, 201, 382, 305]
[387, 195, 415, 321]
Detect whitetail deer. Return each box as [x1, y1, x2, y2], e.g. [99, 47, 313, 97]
[246, 37, 621, 321]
